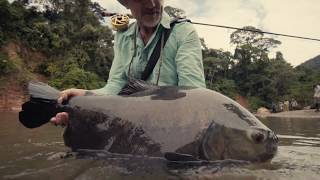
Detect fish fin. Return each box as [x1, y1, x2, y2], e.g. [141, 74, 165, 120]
[118, 78, 157, 95]
[19, 82, 62, 128]
[164, 152, 200, 162]
[28, 81, 60, 100]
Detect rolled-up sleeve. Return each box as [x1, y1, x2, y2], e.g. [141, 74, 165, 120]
[91, 34, 127, 95]
[174, 23, 206, 88]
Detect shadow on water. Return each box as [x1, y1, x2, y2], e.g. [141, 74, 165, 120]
[1, 111, 320, 180]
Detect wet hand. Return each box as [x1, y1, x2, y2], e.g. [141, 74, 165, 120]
[51, 88, 87, 127]
[57, 88, 87, 104]
[50, 112, 69, 127]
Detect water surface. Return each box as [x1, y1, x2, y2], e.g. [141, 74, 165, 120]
[1, 111, 320, 180]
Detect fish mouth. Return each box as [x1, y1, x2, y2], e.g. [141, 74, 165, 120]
[256, 152, 276, 162]
[256, 144, 278, 162]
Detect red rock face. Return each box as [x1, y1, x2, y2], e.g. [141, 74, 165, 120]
[0, 41, 48, 111]
[0, 84, 26, 111]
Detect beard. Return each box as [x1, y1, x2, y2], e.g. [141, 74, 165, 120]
[142, 13, 161, 27]
[138, 6, 163, 28]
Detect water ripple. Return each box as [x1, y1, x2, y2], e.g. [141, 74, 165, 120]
[278, 134, 320, 147]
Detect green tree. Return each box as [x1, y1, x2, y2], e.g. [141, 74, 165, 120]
[10, 0, 114, 89]
[201, 39, 237, 97]
[230, 26, 281, 102]
[288, 66, 320, 106]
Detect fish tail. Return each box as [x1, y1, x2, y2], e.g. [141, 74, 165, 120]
[19, 82, 62, 128]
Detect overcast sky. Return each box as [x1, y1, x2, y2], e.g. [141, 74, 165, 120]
[97, 0, 320, 66]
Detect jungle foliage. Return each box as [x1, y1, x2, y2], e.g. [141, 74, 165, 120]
[201, 26, 319, 110]
[0, 0, 113, 89]
[1, 1, 319, 111]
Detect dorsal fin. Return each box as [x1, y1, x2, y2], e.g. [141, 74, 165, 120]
[28, 81, 60, 100]
[118, 78, 157, 95]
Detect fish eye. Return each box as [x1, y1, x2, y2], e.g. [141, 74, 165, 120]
[251, 132, 265, 144]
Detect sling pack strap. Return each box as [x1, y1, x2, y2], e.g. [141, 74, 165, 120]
[141, 18, 191, 81]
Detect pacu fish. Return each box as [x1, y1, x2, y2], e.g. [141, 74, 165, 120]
[19, 81, 278, 162]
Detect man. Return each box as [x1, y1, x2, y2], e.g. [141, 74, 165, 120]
[290, 98, 298, 111]
[271, 102, 276, 113]
[51, 0, 206, 125]
[284, 100, 289, 111]
[314, 83, 320, 112]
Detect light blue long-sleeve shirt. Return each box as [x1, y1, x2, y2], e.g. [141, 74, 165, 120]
[93, 12, 205, 95]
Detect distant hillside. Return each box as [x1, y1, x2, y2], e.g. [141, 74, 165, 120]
[298, 55, 320, 71]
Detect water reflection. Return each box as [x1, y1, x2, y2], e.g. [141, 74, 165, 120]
[260, 117, 320, 147]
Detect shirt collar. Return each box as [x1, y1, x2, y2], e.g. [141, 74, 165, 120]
[124, 11, 172, 37]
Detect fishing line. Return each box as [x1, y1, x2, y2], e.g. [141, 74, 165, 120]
[191, 22, 320, 42]
[102, 12, 320, 42]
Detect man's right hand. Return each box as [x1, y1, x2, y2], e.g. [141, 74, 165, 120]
[50, 112, 69, 127]
[50, 88, 87, 126]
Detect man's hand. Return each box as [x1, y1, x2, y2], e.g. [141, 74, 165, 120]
[50, 89, 87, 127]
[50, 112, 69, 127]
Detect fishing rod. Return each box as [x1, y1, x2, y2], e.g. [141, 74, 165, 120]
[101, 11, 320, 42]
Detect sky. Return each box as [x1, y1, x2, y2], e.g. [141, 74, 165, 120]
[94, 0, 320, 66]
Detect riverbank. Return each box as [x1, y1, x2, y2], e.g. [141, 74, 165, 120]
[0, 77, 26, 111]
[256, 109, 320, 119]
[0, 41, 47, 111]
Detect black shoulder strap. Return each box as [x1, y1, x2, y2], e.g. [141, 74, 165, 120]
[141, 18, 190, 81]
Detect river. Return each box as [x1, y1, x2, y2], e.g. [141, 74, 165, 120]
[1, 111, 320, 180]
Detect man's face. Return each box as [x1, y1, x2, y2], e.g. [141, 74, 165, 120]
[127, 0, 164, 28]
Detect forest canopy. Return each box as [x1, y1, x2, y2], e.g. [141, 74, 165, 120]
[1, 0, 319, 111]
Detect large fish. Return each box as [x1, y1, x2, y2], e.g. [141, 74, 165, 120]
[19, 81, 278, 162]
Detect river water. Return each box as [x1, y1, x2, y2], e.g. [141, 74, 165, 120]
[1, 111, 320, 180]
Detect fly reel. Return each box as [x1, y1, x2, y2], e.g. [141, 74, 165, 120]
[111, 14, 130, 31]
